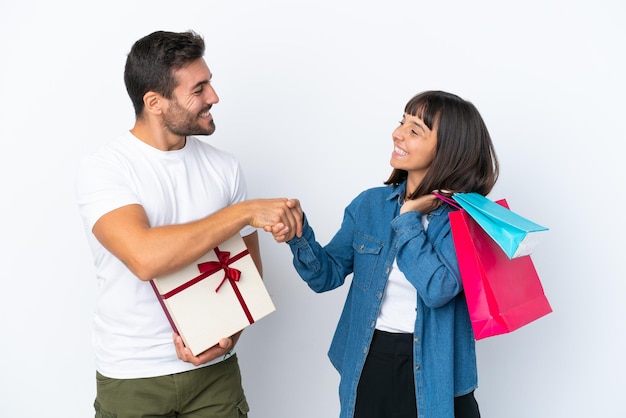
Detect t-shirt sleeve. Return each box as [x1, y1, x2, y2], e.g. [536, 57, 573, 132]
[231, 160, 256, 238]
[75, 153, 141, 232]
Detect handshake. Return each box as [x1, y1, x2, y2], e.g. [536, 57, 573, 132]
[247, 197, 303, 243]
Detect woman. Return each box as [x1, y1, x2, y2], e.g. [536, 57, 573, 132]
[280, 90, 498, 418]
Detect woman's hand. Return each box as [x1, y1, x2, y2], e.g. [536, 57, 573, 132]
[263, 198, 303, 243]
[400, 193, 441, 215]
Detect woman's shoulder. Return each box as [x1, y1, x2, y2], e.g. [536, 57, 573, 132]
[354, 184, 397, 199]
[349, 184, 399, 208]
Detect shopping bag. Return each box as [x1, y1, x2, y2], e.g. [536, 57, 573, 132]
[452, 192, 548, 259]
[448, 199, 552, 340]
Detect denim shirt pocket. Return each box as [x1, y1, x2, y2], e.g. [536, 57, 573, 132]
[352, 232, 384, 291]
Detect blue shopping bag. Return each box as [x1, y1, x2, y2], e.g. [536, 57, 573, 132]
[451, 193, 549, 259]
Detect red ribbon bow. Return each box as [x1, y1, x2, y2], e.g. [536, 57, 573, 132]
[198, 248, 243, 292]
[159, 246, 255, 325]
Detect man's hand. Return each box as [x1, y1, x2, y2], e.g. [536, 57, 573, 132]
[263, 198, 303, 243]
[173, 331, 242, 366]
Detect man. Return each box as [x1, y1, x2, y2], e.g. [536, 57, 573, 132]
[76, 30, 301, 417]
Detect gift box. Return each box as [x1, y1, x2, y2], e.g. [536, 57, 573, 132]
[150, 234, 276, 356]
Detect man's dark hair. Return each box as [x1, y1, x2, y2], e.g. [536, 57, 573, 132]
[124, 30, 205, 117]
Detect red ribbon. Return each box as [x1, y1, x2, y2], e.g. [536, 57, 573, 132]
[161, 246, 255, 324]
[200, 248, 243, 292]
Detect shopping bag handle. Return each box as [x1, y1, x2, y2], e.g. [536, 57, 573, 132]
[433, 191, 461, 210]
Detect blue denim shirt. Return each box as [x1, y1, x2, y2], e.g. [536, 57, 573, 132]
[287, 183, 477, 418]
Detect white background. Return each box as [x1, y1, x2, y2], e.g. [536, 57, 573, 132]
[1, 1, 624, 417]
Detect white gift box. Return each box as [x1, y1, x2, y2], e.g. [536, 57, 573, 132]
[150, 234, 275, 356]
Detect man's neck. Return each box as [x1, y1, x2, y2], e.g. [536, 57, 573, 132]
[130, 121, 186, 151]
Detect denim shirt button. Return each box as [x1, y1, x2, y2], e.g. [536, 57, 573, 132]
[377, 292, 383, 299]
[370, 321, 375, 327]
[415, 365, 420, 370]
[414, 337, 419, 343]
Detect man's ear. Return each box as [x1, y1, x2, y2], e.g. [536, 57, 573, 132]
[143, 91, 164, 115]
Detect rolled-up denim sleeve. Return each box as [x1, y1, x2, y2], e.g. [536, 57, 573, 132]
[391, 210, 462, 308]
[287, 211, 354, 293]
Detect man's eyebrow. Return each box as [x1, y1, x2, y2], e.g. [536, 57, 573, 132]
[192, 79, 210, 90]
[191, 73, 212, 90]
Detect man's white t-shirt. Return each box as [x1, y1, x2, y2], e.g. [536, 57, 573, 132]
[76, 132, 255, 379]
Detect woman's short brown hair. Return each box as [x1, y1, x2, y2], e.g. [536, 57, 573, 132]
[385, 90, 499, 198]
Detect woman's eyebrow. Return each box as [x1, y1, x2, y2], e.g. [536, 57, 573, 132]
[412, 120, 426, 132]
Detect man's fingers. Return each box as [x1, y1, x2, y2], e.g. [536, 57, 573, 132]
[218, 337, 232, 350]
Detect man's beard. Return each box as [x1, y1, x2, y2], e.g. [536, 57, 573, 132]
[163, 99, 216, 136]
